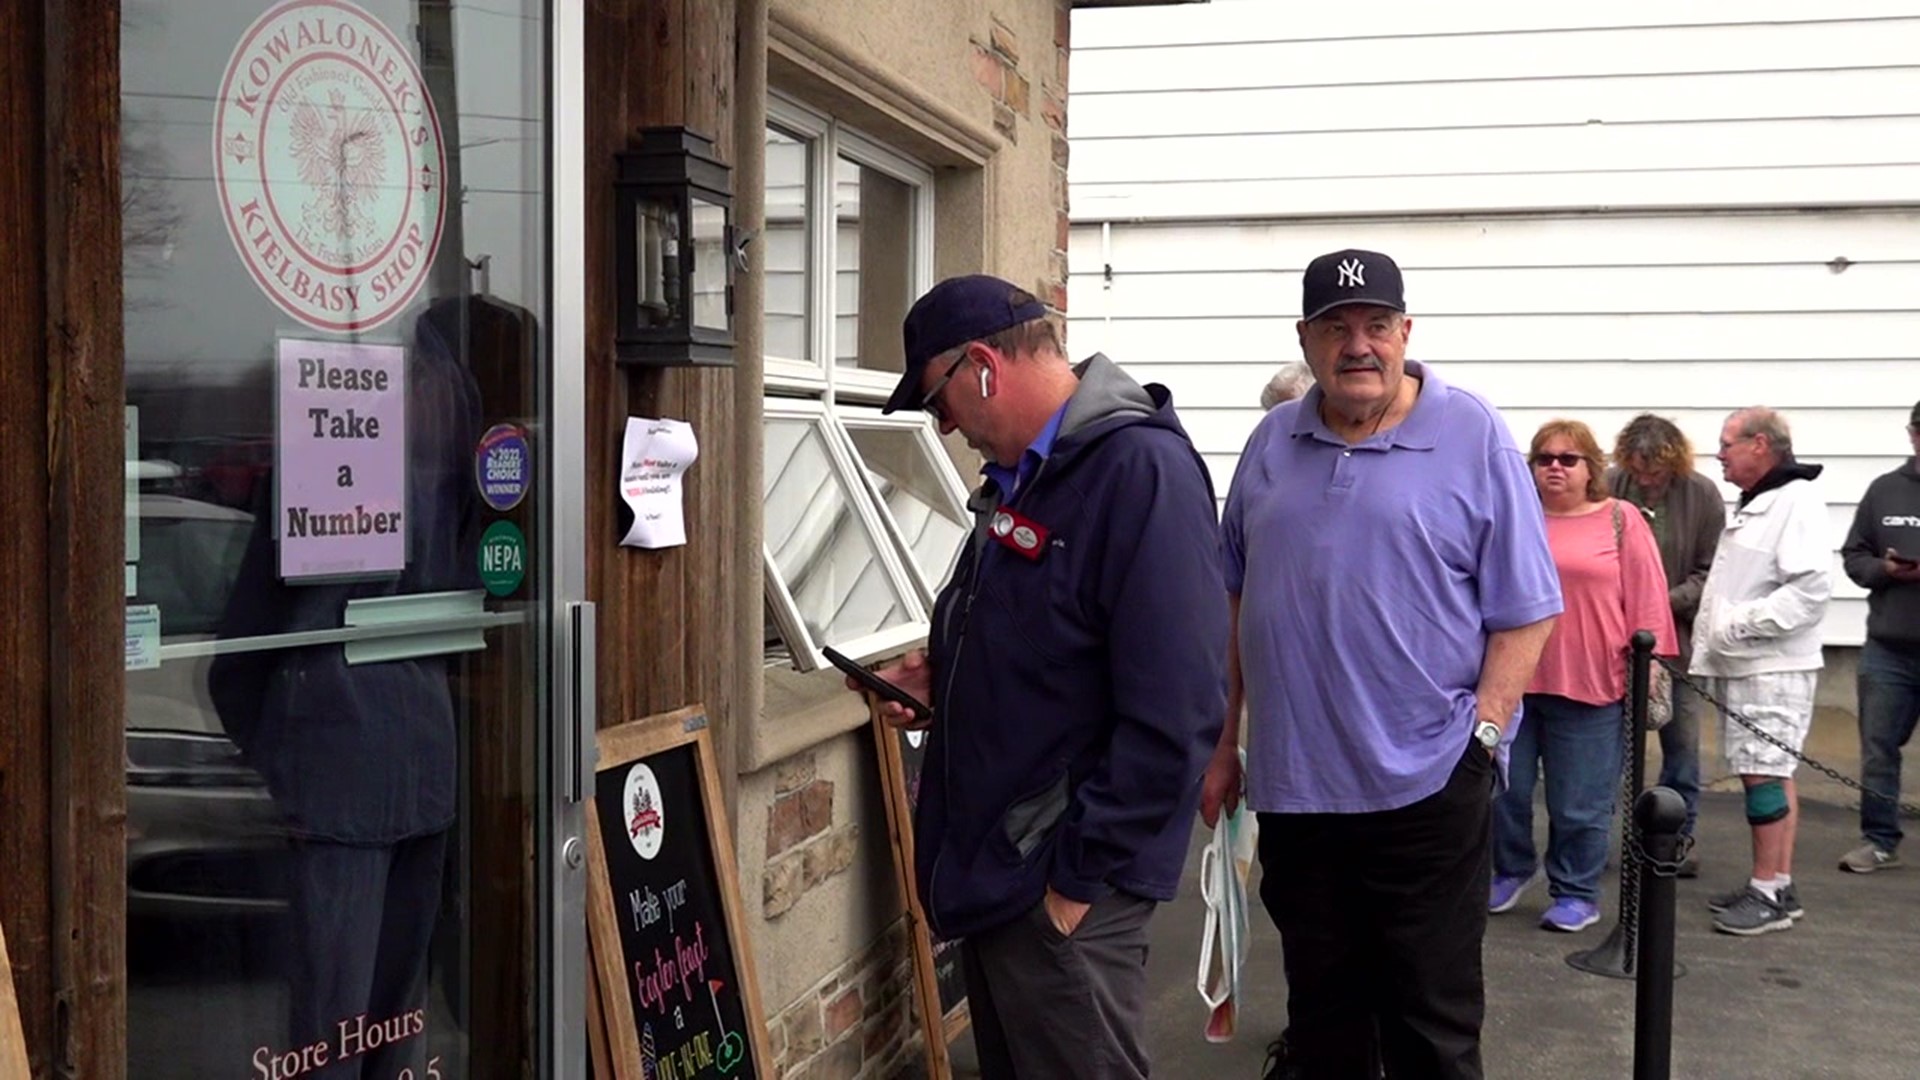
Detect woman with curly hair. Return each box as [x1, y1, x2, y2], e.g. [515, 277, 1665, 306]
[1608, 413, 1727, 874]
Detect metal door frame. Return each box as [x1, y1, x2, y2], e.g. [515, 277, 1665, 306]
[543, 1, 592, 1076]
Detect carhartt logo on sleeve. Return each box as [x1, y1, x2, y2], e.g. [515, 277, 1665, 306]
[1884, 515, 1920, 528]
[1337, 259, 1366, 288]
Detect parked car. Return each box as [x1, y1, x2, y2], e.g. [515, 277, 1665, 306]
[126, 494, 286, 921]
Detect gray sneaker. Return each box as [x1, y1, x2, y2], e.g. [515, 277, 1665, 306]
[1708, 882, 1802, 920]
[1839, 843, 1900, 873]
[1712, 886, 1794, 936]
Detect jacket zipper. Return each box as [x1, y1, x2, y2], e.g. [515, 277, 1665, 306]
[926, 457, 1058, 940]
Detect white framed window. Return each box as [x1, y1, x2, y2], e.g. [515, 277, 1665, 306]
[763, 95, 935, 397]
[763, 400, 930, 669]
[837, 407, 972, 608]
[761, 96, 964, 672]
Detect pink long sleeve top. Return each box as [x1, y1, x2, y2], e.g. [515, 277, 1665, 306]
[1529, 499, 1680, 706]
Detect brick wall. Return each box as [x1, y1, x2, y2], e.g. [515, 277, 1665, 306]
[970, 1, 1074, 317]
[763, 751, 861, 918]
[767, 922, 919, 1079]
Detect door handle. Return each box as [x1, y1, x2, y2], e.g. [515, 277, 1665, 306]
[565, 601, 596, 803]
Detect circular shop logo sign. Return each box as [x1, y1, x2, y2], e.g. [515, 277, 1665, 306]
[623, 763, 666, 860]
[475, 424, 531, 512]
[213, 0, 446, 334]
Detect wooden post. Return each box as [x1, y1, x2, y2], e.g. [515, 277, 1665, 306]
[0, 0, 53, 1073]
[583, 2, 745, 813]
[44, 0, 128, 1076]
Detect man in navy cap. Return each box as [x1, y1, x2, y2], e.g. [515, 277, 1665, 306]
[1204, 250, 1561, 1079]
[851, 274, 1227, 1079]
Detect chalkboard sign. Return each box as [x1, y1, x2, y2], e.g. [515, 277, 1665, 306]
[870, 711, 970, 1080]
[587, 706, 770, 1080]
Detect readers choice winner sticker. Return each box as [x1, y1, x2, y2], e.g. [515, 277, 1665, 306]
[475, 423, 531, 511]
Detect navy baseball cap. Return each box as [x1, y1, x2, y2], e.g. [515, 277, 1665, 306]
[1301, 249, 1405, 322]
[884, 274, 1048, 414]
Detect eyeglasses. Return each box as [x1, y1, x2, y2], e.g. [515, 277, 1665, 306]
[1717, 435, 1758, 453]
[1530, 452, 1586, 468]
[918, 350, 972, 423]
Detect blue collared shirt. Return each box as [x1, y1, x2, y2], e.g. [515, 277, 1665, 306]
[984, 402, 1069, 501]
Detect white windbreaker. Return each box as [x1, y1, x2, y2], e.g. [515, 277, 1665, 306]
[1690, 476, 1832, 678]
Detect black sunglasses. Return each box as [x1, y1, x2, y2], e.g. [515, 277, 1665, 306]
[1530, 452, 1586, 468]
[919, 351, 972, 423]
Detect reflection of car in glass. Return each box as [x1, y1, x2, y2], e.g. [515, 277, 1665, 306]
[127, 494, 286, 919]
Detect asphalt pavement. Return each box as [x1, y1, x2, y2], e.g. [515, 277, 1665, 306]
[948, 707, 1920, 1079]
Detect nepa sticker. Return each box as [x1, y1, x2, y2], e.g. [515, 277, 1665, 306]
[213, 0, 446, 333]
[475, 423, 531, 511]
[623, 763, 666, 860]
[478, 520, 526, 597]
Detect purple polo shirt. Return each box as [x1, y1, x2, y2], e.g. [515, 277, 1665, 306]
[1221, 361, 1562, 814]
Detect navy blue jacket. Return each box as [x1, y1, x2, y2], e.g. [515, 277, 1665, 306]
[915, 354, 1228, 939]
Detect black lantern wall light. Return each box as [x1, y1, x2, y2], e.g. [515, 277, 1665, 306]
[614, 127, 744, 366]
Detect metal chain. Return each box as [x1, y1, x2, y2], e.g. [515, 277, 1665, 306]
[1626, 826, 1694, 880]
[1654, 656, 1920, 818]
[1613, 693, 1642, 956]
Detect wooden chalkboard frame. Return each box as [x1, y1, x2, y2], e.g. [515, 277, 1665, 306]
[586, 705, 772, 1079]
[1, 919, 26, 1079]
[870, 708, 969, 1079]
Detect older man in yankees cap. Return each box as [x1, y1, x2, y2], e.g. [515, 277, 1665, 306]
[1204, 249, 1562, 1079]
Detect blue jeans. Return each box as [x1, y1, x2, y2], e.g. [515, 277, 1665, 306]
[1493, 694, 1624, 903]
[1859, 640, 1920, 853]
[1656, 675, 1703, 837]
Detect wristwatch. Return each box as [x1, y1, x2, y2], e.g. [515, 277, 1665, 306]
[1473, 720, 1503, 751]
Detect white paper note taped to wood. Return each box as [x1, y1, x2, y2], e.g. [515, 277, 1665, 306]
[619, 417, 699, 549]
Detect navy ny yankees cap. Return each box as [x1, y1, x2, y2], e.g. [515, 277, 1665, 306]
[1301, 249, 1405, 322]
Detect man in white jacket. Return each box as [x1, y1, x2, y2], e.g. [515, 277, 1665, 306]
[1692, 407, 1832, 936]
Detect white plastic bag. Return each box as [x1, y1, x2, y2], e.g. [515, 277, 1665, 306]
[1196, 752, 1257, 1043]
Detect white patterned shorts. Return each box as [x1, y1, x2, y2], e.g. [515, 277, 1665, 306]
[1706, 671, 1819, 778]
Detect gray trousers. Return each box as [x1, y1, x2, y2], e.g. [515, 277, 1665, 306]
[960, 891, 1155, 1079]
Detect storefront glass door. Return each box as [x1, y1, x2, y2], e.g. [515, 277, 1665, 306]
[119, 1, 573, 1075]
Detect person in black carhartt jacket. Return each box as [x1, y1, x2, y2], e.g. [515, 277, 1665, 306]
[851, 275, 1227, 1080]
[1837, 400, 1920, 873]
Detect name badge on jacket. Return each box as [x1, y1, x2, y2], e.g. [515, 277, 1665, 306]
[990, 507, 1050, 562]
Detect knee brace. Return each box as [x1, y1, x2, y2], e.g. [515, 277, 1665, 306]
[1745, 780, 1789, 825]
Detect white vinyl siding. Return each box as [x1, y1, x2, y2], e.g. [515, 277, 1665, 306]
[1066, 2, 1920, 647]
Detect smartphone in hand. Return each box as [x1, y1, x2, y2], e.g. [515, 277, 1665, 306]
[823, 646, 933, 723]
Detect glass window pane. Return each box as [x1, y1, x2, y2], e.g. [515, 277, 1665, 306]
[122, 1, 549, 1073]
[764, 125, 811, 363]
[832, 155, 915, 374]
[763, 418, 912, 647]
[846, 426, 968, 593]
[690, 197, 728, 332]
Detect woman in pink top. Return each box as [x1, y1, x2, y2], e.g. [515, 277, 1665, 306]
[1490, 420, 1679, 932]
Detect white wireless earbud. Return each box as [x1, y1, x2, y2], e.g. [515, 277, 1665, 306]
[979, 368, 991, 397]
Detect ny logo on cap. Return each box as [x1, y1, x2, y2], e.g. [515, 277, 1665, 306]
[1337, 258, 1366, 288]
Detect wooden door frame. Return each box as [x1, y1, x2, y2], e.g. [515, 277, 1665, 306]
[0, 1, 128, 1077]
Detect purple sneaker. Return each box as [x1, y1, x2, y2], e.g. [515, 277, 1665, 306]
[1488, 871, 1537, 914]
[1541, 898, 1601, 932]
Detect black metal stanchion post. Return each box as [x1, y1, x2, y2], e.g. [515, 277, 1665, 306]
[1568, 630, 1657, 979]
[1632, 786, 1687, 1080]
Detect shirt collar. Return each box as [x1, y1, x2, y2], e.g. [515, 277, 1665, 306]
[984, 401, 1069, 497]
[1289, 359, 1444, 451]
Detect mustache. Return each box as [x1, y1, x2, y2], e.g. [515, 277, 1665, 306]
[1336, 356, 1384, 373]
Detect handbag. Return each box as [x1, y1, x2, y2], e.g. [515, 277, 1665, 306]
[1613, 500, 1673, 730]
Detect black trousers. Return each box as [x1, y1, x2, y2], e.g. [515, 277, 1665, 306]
[1258, 743, 1492, 1080]
[960, 891, 1155, 1079]
[284, 831, 447, 1079]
